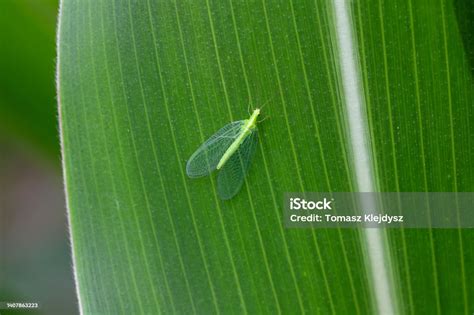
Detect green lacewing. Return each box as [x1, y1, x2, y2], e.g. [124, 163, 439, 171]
[186, 109, 261, 200]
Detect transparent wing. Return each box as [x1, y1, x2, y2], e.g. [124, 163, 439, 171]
[217, 129, 258, 200]
[186, 120, 245, 178]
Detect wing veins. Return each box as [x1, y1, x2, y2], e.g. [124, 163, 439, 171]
[186, 120, 245, 178]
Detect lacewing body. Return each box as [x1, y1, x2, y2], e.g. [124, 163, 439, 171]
[186, 109, 260, 200]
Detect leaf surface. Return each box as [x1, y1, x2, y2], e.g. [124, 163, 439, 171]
[58, 0, 474, 313]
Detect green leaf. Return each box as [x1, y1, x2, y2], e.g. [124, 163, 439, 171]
[58, 0, 473, 314]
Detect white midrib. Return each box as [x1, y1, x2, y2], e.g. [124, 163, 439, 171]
[332, 0, 398, 314]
